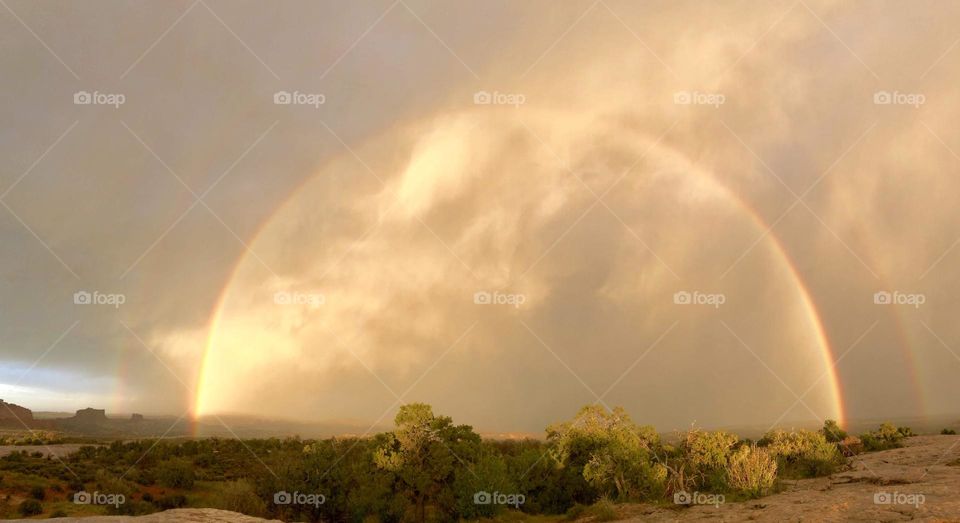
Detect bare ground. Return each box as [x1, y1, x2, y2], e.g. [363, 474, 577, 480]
[618, 435, 960, 522]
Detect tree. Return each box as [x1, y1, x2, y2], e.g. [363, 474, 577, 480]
[548, 406, 664, 502]
[374, 403, 481, 521]
[820, 419, 847, 443]
[678, 429, 738, 490]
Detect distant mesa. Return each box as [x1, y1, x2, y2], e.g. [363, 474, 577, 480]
[0, 399, 35, 423]
[0, 399, 56, 430]
[72, 407, 108, 424]
[0, 401, 155, 434]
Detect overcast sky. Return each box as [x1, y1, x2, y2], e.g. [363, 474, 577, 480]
[2, 0, 959, 433]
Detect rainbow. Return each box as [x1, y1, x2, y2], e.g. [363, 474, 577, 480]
[190, 119, 902, 430]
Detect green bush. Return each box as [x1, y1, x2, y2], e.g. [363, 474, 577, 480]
[897, 426, 916, 438]
[548, 406, 663, 502]
[156, 459, 195, 489]
[588, 496, 618, 522]
[942, 428, 957, 435]
[18, 499, 42, 516]
[210, 479, 266, 517]
[860, 422, 904, 451]
[155, 494, 187, 510]
[725, 445, 777, 497]
[820, 420, 847, 443]
[564, 503, 587, 521]
[678, 429, 738, 490]
[29, 485, 45, 500]
[760, 429, 843, 477]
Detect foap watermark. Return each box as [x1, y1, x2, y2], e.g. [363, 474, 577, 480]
[873, 291, 925, 308]
[274, 90, 326, 108]
[673, 290, 726, 308]
[873, 90, 925, 108]
[73, 491, 125, 508]
[73, 290, 126, 308]
[274, 291, 325, 309]
[674, 90, 725, 108]
[674, 490, 724, 508]
[74, 90, 125, 108]
[473, 90, 526, 107]
[874, 491, 925, 508]
[474, 290, 526, 308]
[473, 491, 525, 509]
[274, 490, 325, 508]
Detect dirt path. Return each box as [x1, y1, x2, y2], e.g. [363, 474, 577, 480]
[620, 435, 960, 522]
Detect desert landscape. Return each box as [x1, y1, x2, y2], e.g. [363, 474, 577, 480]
[1, 421, 958, 521]
[3, 0, 960, 520]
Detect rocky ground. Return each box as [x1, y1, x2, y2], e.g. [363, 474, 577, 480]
[620, 434, 960, 522]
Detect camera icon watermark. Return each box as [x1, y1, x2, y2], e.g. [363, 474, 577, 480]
[473, 90, 526, 107]
[874, 491, 924, 507]
[873, 290, 925, 308]
[473, 491, 525, 508]
[73, 290, 126, 309]
[674, 490, 724, 507]
[473, 290, 526, 308]
[74, 491, 125, 508]
[73, 90, 126, 108]
[673, 90, 725, 108]
[274, 291, 325, 309]
[274, 90, 326, 108]
[673, 290, 725, 308]
[273, 490, 325, 508]
[873, 90, 925, 108]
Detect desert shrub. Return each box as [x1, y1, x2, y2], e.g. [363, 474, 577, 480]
[896, 426, 916, 438]
[18, 499, 42, 516]
[759, 429, 843, 477]
[211, 479, 266, 517]
[860, 423, 903, 451]
[725, 445, 777, 497]
[942, 428, 957, 435]
[93, 470, 137, 515]
[29, 485, 45, 500]
[155, 494, 187, 510]
[564, 503, 587, 521]
[548, 406, 663, 502]
[820, 419, 847, 443]
[588, 496, 618, 522]
[837, 436, 863, 456]
[156, 458, 194, 489]
[678, 429, 738, 491]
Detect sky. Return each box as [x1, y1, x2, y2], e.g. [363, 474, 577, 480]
[2, 0, 959, 434]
